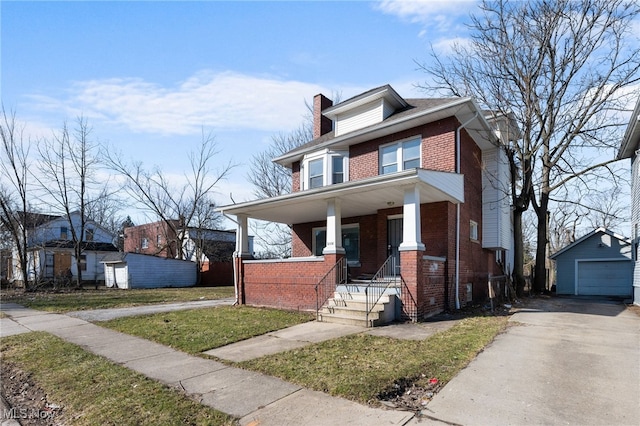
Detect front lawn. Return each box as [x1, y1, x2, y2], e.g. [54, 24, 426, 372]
[0, 286, 235, 312]
[239, 315, 508, 405]
[99, 305, 315, 354]
[0, 332, 236, 425]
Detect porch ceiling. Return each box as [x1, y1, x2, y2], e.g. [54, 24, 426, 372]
[217, 169, 464, 225]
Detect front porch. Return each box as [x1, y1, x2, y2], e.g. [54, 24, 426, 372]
[219, 169, 463, 325]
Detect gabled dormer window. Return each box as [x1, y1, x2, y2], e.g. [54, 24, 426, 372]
[380, 137, 421, 175]
[301, 150, 349, 190]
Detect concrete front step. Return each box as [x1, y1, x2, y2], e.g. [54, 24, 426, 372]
[319, 291, 397, 327]
[318, 312, 382, 327]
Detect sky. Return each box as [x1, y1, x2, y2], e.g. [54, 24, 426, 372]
[2, 0, 475, 225]
[1, 0, 637, 240]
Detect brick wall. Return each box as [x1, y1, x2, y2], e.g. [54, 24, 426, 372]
[291, 161, 300, 193]
[123, 221, 178, 258]
[242, 257, 333, 311]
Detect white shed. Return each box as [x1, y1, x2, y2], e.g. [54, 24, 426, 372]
[102, 253, 196, 289]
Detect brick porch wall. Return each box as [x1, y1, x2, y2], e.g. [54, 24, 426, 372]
[240, 256, 337, 311]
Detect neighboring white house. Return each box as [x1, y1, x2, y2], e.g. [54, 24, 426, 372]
[10, 211, 117, 285]
[617, 98, 640, 305]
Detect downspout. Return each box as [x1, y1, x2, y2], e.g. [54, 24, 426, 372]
[222, 212, 240, 306]
[455, 111, 478, 310]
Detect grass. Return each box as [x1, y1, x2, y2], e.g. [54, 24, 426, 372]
[99, 305, 315, 354]
[0, 286, 235, 312]
[0, 332, 236, 425]
[239, 316, 509, 404]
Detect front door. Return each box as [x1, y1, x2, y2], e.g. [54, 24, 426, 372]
[53, 252, 72, 277]
[387, 218, 402, 275]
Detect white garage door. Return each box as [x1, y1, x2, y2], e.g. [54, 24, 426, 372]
[577, 260, 632, 296]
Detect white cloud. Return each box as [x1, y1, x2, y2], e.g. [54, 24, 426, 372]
[25, 71, 327, 136]
[431, 36, 472, 55]
[375, 0, 476, 31]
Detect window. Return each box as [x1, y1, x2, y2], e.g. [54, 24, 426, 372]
[79, 255, 87, 271]
[60, 227, 68, 240]
[309, 158, 324, 189]
[380, 137, 421, 174]
[470, 220, 479, 241]
[141, 238, 149, 249]
[157, 234, 162, 245]
[301, 150, 348, 190]
[312, 225, 360, 264]
[85, 228, 94, 242]
[332, 156, 344, 184]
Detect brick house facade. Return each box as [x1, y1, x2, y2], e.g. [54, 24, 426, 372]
[218, 85, 516, 321]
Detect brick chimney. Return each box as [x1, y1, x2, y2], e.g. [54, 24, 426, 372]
[313, 94, 333, 139]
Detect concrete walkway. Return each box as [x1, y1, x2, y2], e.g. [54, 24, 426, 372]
[4, 297, 636, 425]
[0, 303, 421, 425]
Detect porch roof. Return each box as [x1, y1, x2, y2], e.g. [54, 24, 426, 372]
[217, 169, 464, 224]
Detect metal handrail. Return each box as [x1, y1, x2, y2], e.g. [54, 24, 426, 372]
[399, 275, 418, 322]
[364, 255, 399, 327]
[314, 257, 348, 321]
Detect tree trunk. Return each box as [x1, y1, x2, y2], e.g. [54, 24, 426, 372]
[512, 208, 526, 297]
[532, 194, 549, 293]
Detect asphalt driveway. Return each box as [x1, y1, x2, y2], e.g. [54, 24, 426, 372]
[417, 296, 640, 426]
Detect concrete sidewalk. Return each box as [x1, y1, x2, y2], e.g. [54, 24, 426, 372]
[0, 303, 418, 425]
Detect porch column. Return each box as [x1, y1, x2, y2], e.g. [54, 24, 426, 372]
[399, 185, 425, 251]
[234, 214, 252, 257]
[323, 198, 345, 255]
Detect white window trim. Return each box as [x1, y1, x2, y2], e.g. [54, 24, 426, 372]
[379, 136, 422, 175]
[470, 220, 479, 241]
[300, 149, 349, 190]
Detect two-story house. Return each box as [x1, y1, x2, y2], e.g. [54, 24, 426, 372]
[10, 211, 117, 285]
[617, 98, 640, 305]
[217, 85, 516, 324]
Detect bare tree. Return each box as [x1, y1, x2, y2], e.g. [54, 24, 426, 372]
[106, 131, 233, 259]
[420, 0, 640, 293]
[35, 117, 102, 288]
[0, 108, 33, 288]
[246, 94, 340, 258]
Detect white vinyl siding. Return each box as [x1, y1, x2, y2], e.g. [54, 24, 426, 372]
[335, 99, 384, 136]
[104, 253, 196, 289]
[482, 147, 511, 250]
[632, 154, 640, 290]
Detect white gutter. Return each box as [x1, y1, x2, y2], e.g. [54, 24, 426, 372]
[455, 112, 478, 310]
[222, 213, 240, 306]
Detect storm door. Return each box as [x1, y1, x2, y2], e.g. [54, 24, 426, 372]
[387, 217, 402, 275]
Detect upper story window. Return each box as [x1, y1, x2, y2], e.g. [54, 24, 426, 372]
[301, 150, 349, 190]
[380, 137, 421, 175]
[60, 226, 68, 240]
[85, 228, 94, 242]
[141, 237, 149, 249]
[309, 158, 324, 189]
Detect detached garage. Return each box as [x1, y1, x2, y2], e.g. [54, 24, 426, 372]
[101, 252, 196, 289]
[550, 228, 632, 297]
